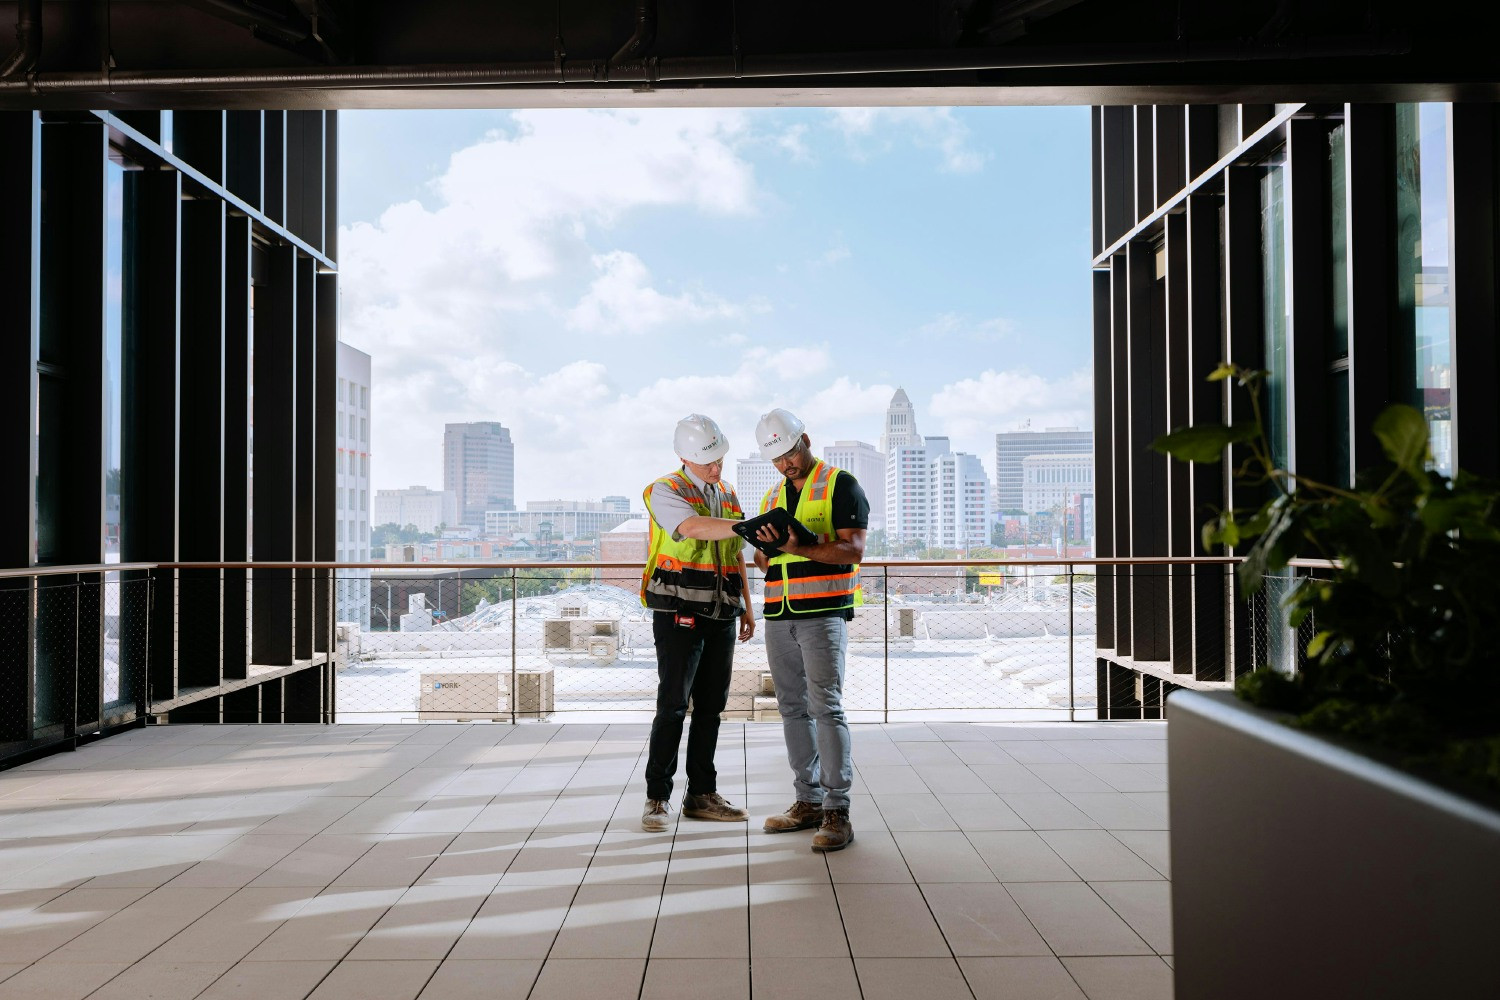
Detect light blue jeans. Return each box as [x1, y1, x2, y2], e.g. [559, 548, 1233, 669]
[764, 616, 852, 813]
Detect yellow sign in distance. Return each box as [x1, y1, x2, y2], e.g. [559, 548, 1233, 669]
[977, 573, 1005, 586]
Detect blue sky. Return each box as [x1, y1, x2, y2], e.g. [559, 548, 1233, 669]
[338, 107, 1092, 503]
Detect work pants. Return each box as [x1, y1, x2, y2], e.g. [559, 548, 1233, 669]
[764, 616, 853, 813]
[644, 611, 736, 801]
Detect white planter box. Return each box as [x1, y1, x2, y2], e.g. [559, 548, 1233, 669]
[1168, 690, 1500, 1000]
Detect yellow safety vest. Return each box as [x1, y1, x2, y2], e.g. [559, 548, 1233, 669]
[760, 459, 863, 618]
[640, 470, 745, 618]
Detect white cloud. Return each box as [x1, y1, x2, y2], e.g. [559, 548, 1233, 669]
[567, 251, 742, 334]
[928, 369, 1093, 464]
[918, 312, 1015, 343]
[810, 244, 851, 267]
[829, 108, 988, 173]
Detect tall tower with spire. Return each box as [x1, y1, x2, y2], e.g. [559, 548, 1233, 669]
[881, 387, 922, 454]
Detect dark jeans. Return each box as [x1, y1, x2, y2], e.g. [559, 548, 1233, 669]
[644, 610, 736, 801]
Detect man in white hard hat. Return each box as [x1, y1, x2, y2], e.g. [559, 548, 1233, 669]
[750, 407, 869, 852]
[638, 414, 756, 833]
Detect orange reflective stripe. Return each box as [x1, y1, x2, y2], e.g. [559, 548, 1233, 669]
[776, 571, 857, 585]
[770, 588, 855, 601]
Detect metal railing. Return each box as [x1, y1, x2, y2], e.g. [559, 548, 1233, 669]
[3, 555, 1313, 762]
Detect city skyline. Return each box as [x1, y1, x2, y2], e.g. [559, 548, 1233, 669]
[338, 107, 1093, 504]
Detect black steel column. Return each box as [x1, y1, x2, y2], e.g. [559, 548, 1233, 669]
[314, 272, 337, 662]
[1092, 268, 1115, 651]
[1224, 165, 1264, 678]
[252, 244, 295, 667]
[1345, 104, 1400, 472]
[1187, 193, 1228, 681]
[0, 112, 39, 748]
[293, 257, 316, 664]
[1450, 104, 1500, 478]
[1289, 118, 1333, 486]
[179, 197, 226, 689]
[1128, 240, 1170, 664]
[122, 167, 182, 704]
[1164, 211, 1193, 675]
[1110, 253, 1132, 657]
[222, 216, 251, 680]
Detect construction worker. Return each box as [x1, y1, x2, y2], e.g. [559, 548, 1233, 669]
[752, 408, 868, 852]
[639, 414, 756, 833]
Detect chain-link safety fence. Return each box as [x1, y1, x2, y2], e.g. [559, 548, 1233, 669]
[332, 561, 1102, 724]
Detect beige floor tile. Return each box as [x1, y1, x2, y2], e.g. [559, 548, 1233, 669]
[823, 830, 914, 884]
[195, 959, 337, 1000]
[872, 793, 960, 832]
[834, 883, 948, 957]
[745, 831, 832, 884]
[641, 958, 748, 1000]
[651, 885, 748, 959]
[415, 959, 540, 1000]
[168, 834, 313, 888]
[922, 882, 1051, 956]
[582, 829, 672, 885]
[322, 799, 421, 836]
[0, 965, 20, 985]
[950, 743, 1020, 766]
[244, 887, 404, 961]
[248, 835, 376, 888]
[993, 742, 1072, 765]
[968, 764, 1054, 795]
[85, 960, 235, 1000]
[1038, 831, 1163, 882]
[501, 829, 605, 886]
[0, 961, 129, 1000]
[550, 884, 663, 958]
[1059, 794, 1163, 831]
[447, 884, 576, 960]
[346, 885, 488, 960]
[1090, 881, 1172, 954]
[1080, 764, 1168, 794]
[854, 766, 931, 794]
[891, 831, 995, 883]
[749, 883, 850, 958]
[751, 955, 860, 1000]
[1062, 956, 1174, 1000]
[1108, 831, 1170, 878]
[42, 886, 236, 964]
[967, 831, 1079, 882]
[1004, 883, 1153, 957]
[330, 835, 455, 888]
[958, 956, 1088, 1000]
[665, 828, 747, 885]
[0, 887, 151, 963]
[855, 957, 974, 1000]
[305, 959, 438, 1000]
[942, 793, 1030, 831]
[998, 792, 1101, 830]
[151, 886, 315, 962]
[414, 832, 519, 886]
[528, 958, 645, 1000]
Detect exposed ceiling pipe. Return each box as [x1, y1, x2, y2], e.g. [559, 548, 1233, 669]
[0, 33, 1410, 95]
[611, 0, 658, 64]
[0, 0, 42, 80]
[181, 0, 313, 48]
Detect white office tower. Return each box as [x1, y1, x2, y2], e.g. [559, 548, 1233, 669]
[931, 451, 991, 551]
[337, 342, 372, 629]
[373, 485, 458, 534]
[995, 426, 1092, 512]
[444, 421, 516, 529]
[734, 454, 781, 512]
[822, 440, 886, 531]
[883, 388, 928, 547]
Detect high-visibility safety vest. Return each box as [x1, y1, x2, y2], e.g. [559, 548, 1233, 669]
[760, 459, 863, 617]
[640, 470, 745, 619]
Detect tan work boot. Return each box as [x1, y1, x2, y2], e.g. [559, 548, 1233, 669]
[642, 798, 672, 833]
[762, 800, 824, 833]
[811, 808, 853, 852]
[682, 792, 749, 822]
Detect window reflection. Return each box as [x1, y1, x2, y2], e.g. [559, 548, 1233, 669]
[1395, 103, 1452, 474]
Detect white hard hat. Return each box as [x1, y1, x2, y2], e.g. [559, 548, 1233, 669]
[674, 413, 730, 464]
[756, 408, 806, 460]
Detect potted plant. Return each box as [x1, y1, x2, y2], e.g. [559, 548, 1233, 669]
[1151, 364, 1500, 1000]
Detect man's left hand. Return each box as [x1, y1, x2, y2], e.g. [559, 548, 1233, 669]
[738, 608, 756, 642]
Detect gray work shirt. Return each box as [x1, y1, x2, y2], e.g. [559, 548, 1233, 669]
[649, 467, 734, 541]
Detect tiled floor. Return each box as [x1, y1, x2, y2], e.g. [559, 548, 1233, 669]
[0, 721, 1172, 1000]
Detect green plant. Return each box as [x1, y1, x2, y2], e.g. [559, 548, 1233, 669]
[1152, 363, 1500, 794]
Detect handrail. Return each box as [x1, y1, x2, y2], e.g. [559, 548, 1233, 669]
[0, 562, 159, 580]
[0, 556, 1257, 577]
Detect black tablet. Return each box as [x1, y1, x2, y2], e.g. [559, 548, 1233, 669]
[733, 507, 818, 555]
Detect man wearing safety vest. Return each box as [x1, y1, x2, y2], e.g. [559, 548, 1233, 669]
[751, 408, 869, 852]
[639, 414, 757, 833]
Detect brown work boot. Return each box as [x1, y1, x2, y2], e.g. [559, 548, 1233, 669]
[682, 792, 749, 822]
[811, 808, 853, 852]
[762, 800, 824, 833]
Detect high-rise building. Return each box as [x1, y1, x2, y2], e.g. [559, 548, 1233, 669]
[881, 390, 989, 550]
[821, 440, 886, 531]
[734, 453, 781, 512]
[601, 495, 631, 513]
[485, 500, 635, 540]
[1020, 453, 1095, 515]
[930, 451, 991, 550]
[443, 421, 515, 528]
[880, 386, 923, 453]
[995, 427, 1093, 512]
[374, 485, 458, 534]
[337, 342, 372, 629]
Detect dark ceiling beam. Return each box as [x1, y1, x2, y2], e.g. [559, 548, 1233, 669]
[178, 0, 333, 62]
[0, 0, 41, 79]
[0, 31, 1412, 97]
